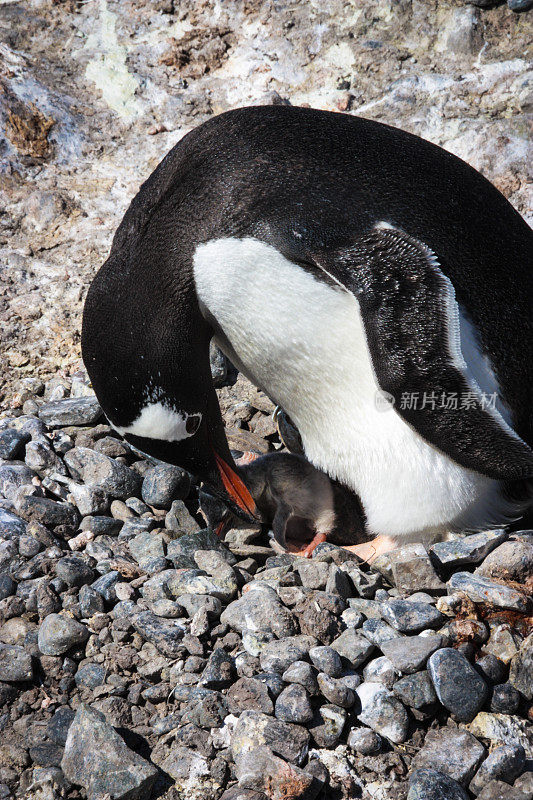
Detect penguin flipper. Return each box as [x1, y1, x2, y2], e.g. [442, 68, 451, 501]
[314, 224, 533, 481]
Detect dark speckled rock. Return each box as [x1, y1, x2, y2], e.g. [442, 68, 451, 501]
[61, 704, 158, 799]
[428, 648, 488, 722]
[408, 769, 469, 800]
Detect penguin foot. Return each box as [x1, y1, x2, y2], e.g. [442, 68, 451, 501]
[269, 530, 327, 558]
[341, 535, 398, 563]
[235, 451, 262, 466]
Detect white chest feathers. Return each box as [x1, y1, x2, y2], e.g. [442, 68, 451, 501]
[193, 236, 506, 538]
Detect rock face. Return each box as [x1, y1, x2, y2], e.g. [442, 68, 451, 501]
[61, 704, 158, 799]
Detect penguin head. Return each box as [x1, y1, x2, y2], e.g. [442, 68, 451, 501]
[94, 378, 258, 523]
[82, 335, 257, 523]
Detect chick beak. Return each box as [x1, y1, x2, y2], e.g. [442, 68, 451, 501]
[212, 449, 259, 520]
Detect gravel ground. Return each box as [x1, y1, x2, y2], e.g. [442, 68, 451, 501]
[0, 371, 531, 800]
[1, 1, 532, 798]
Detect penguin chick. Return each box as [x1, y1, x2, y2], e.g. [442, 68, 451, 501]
[200, 452, 367, 557]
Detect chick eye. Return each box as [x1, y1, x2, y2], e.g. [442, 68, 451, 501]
[185, 415, 201, 435]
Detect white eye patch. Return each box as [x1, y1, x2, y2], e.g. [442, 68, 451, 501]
[113, 402, 202, 442]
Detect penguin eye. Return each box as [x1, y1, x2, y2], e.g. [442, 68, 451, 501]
[185, 415, 201, 435]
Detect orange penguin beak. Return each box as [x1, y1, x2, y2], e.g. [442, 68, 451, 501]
[212, 449, 259, 520]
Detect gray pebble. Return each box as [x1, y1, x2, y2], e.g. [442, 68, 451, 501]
[393, 670, 437, 709]
[447, 572, 531, 614]
[363, 656, 399, 689]
[38, 613, 89, 656]
[355, 682, 409, 743]
[508, 0, 533, 11]
[226, 677, 274, 715]
[317, 672, 355, 707]
[282, 661, 319, 695]
[330, 628, 374, 667]
[0, 463, 36, 505]
[18, 496, 79, 532]
[79, 585, 105, 617]
[64, 447, 141, 501]
[132, 611, 186, 658]
[0, 643, 33, 682]
[490, 683, 521, 714]
[381, 599, 446, 633]
[476, 539, 533, 585]
[509, 632, 533, 699]
[428, 648, 488, 722]
[475, 654, 508, 685]
[61, 703, 157, 798]
[141, 464, 190, 509]
[165, 500, 201, 536]
[309, 645, 343, 677]
[254, 671, 285, 699]
[75, 662, 107, 689]
[259, 635, 317, 674]
[411, 727, 485, 785]
[430, 530, 507, 569]
[0, 507, 27, 539]
[56, 556, 94, 587]
[0, 575, 16, 601]
[92, 571, 121, 603]
[39, 397, 103, 427]
[199, 648, 235, 689]
[361, 618, 403, 646]
[308, 703, 347, 748]
[347, 727, 382, 755]
[408, 769, 469, 800]
[380, 634, 443, 673]
[231, 709, 309, 765]
[0, 429, 29, 460]
[275, 684, 314, 724]
[470, 744, 526, 795]
[222, 586, 296, 639]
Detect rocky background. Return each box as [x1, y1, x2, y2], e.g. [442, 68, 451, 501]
[0, 1, 533, 799]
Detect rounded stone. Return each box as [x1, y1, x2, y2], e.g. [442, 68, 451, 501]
[309, 645, 343, 677]
[428, 648, 488, 722]
[355, 682, 409, 744]
[56, 556, 95, 587]
[274, 684, 314, 724]
[490, 683, 521, 714]
[469, 744, 526, 795]
[0, 643, 34, 682]
[141, 464, 191, 509]
[0, 575, 16, 601]
[347, 727, 382, 755]
[408, 769, 469, 800]
[282, 661, 319, 695]
[75, 662, 107, 689]
[475, 654, 508, 685]
[317, 673, 355, 708]
[38, 614, 89, 656]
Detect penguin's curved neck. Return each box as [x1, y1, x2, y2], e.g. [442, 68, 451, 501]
[83, 253, 214, 431]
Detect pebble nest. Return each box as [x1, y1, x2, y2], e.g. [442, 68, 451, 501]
[0, 362, 532, 800]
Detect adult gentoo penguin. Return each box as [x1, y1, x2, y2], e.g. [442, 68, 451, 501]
[82, 105, 533, 556]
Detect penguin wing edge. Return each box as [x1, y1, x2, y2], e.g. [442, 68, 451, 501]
[313, 224, 533, 482]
